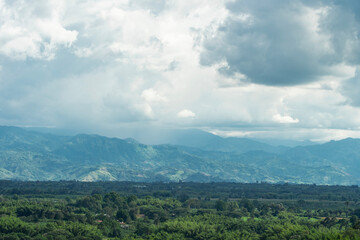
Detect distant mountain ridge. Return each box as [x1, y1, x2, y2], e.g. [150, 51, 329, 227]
[0, 126, 359, 185]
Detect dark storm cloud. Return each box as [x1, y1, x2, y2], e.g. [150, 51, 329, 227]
[200, 0, 360, 86]
[320, 0, 360, 65]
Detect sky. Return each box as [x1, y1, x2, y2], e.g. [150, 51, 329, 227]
[0, 0, 360, 142]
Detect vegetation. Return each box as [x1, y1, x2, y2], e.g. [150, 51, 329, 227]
[1, 181, 360, 239]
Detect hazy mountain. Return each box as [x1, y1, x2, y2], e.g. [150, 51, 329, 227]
[0, 126, 359, 185]
[139, 128, 287, 153]
[22, 126, 308, 150]
[253, 138, 316, 147]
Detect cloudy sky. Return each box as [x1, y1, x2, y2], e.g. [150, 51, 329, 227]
[1, 0, 360, 142]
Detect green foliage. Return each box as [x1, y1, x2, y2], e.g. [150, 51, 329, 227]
[0, 182, 360, 239]
[215, 200, 227, 211]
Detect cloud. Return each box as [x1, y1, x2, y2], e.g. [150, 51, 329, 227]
[0, 0, 77, 60]
[177, 109, 195, 118]
[1, 0, 360, 142]
[200, 0, 360, 86]
[341, 68, 360, 106]
[272, 114, 299, 124]
[141, 88, 167, 103]
[209, 127, 360, 143]
[128, 0, 167, 15]
[0, 0, 228, 131]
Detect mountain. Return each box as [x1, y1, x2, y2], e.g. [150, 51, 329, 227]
[143, 128, 287, 153]
[284, 138, 360, 177]
[0, 126, 359, 185]
[253, 138, 316, 147]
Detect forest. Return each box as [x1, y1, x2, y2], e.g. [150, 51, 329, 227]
[1, 181, 360, 239]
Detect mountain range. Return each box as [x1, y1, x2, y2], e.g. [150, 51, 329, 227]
[0, 126, 359, 185]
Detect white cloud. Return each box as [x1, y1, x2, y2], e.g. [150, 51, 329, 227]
[0, 1, 78, 60]
[208, 128, 360, 143]
[177, 109, 195, 118]
[141, 88, 167, 103]
[272, 114, 299, 124]
[74, 47, 93, 58]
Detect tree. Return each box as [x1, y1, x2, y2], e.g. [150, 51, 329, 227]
[215, 200, 227, 211]
[116, 209, 131, 223]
